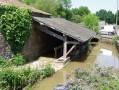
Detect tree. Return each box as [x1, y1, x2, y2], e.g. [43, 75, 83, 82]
[96, 9, 116, 24]
[71, 6, 90, 23]
[56, 4, 66, 18]
[33, 0, 61, 16]
[18, 0, 61, 16]
[96, 9, 108, 20]
[62, 0, 72, 10]
[116, 10, 119, 25]
[106, 11, 115, 24]
[71, 14, 82, 23]
[61, 0, 72, 20]
[78, 6, 90, 16]
[83, 14, 99, 33]
[71, 8, 79, 15]
[18, 0, 72, 20]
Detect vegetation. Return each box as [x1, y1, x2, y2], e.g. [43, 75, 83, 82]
[83, 14, 99, 33]
[72, 6, 90, 17]
[71, 6, 91, 23]
[0, 57, 11, 68]
[11, 54, 26, 66]
[96, 9, 115, 24]
[53, 64, 119, 90]
[42, 63, 55, 77]
[112, 35, 119, 45]
[0, 54, 25, 66]
[0, 5, 32, 54]
[0, 61, 54, 90]
[0, 54, 55, 90]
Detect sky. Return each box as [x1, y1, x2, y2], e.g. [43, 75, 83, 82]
[71, 0, 117, 14]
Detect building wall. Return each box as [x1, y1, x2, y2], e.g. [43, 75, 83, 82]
[0, 33, 13, 59]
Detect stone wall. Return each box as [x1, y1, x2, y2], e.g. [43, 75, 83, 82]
[22, 20, 62, 61]
[0, 33, 13, 59]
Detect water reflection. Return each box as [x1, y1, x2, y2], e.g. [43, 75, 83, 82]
[96, 47, 119, 69]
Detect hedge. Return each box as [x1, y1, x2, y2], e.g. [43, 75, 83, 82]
[0, 5, 32, 54]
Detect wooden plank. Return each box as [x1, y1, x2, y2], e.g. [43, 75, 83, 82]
[89, 42, 98, 45]
[54, 45, 63, 50]
[35, 25, 64, 41]
[66, 44, 77, 56]
[67, 41, 80, 44]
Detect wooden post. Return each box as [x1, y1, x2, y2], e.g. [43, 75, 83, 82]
[63, 35, 67, 59]
[54, 48, 57, 58]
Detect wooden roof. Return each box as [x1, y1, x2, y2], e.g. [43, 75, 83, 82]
[0, 0, 51, 17]
[33, 17, 96, 42]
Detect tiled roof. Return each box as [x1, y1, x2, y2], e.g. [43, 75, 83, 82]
[33, 17, 96, 42]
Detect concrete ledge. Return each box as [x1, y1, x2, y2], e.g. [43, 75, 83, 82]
[55, 57, 70, 66]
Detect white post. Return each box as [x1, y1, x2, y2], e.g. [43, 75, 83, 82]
[63, 35, 67, 59]
[116, 0, 119, 34]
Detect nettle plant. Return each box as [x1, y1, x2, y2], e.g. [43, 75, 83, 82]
[0, 5, 32, 53]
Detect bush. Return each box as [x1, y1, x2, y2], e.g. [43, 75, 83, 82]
[112, 35, 119, 45]
[42, 63, 55, 77]
[83, 14, 99, 33]
[11, 54, 25, 66]
[0, 67, 41, 90]
[0, 57, 11, 68]
[0, 5, 32, 53]
[0, 63, 54, 90]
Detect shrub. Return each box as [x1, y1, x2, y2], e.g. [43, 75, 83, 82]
[0, 57, 11, 68]
[11, 54, 25, 66]
[42, 63, 55, 77]
[0, 5, 32, 53]
[0, 63, 54, 90]
[83, 14, 99, 33]
[112, 35, 119, 45]
[0, 67, 41, 90]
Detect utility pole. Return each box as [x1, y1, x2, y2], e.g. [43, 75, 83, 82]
[116, 0, 119, 34]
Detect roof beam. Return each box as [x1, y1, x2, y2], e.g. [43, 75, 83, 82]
[67, 41, 80, 44]
[35, 25, 64, 41]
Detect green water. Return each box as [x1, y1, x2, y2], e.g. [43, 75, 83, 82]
[32, 43, 119, 90]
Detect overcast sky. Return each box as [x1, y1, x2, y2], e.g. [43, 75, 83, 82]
[71, 0, 117, 14]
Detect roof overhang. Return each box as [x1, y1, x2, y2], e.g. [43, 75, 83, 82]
[33, 17, 96, 42]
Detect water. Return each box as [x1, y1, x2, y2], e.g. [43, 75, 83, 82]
[32, 43, 119, 90]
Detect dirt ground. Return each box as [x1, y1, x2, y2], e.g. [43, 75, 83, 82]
[23, 57, 66, 72]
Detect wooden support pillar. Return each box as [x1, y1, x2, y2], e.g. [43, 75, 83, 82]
[63, 35, 67, 59]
